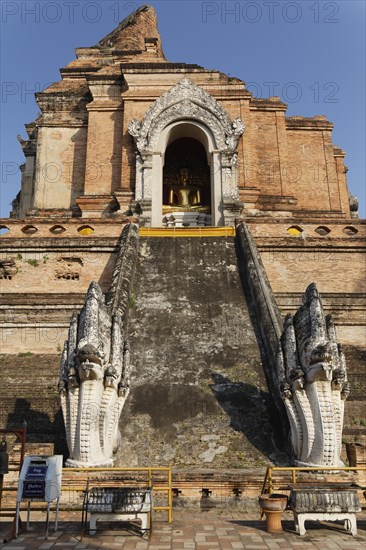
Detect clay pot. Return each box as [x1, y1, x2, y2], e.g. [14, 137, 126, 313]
[259, 494, 288, 533]
[258, 494, 288, 512]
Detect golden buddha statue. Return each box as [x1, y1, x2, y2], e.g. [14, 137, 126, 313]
[163, 167, 209, 213]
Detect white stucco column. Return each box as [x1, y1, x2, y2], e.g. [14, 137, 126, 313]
[151, 153, 163, 226]
[211, 152, 223, 226]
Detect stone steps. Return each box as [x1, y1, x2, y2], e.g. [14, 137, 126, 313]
[123, 236, 283, 468]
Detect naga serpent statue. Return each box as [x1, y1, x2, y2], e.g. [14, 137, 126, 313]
[276, 283, 350, 467]
[58, 224, 138, 466]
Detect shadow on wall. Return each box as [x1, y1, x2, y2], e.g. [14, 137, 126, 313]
[234, 233, 290, 449]
[97, 247, 120, 293]
[210, 373, 289, 466]
[6, 399, 68, 457]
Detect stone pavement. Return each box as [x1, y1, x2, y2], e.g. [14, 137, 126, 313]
[1, 511, 365, 550]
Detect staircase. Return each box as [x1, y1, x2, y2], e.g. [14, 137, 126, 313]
[119, 236, 286, 468]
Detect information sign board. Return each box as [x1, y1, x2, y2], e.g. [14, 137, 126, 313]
[23, 480, 46, 499]
[26, 465, 48, 480]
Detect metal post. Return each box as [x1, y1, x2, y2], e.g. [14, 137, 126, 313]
[26, 501, 31, 529]
[55, 496, 60, 531]
[168, 468, 173, 523]
[268, 468, 273, 495]
[0, 474, 3, 513]
[0, 437, 9, 513]
[15, 502, 20, 537]
[19, 422, 27, 470]
[45, 502, 51, 539]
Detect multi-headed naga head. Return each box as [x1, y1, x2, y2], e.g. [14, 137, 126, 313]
[293, 283, 339, 383]
[305, 341, 334, 382]
[76, 343, 106, 381]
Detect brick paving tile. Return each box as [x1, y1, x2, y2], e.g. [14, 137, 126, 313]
[289, 545, 314, 548]
[1, 511, 365, 549]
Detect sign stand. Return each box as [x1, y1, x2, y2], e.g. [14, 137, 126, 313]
[15, 455, 62, 539]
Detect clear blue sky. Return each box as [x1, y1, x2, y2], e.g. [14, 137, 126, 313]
[1, 0, 365, 218]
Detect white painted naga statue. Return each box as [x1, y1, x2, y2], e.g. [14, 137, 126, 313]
[59, 282, 130, 467]
[276, 283, 350, 467]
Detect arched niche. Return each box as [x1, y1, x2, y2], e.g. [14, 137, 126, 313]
[163, 137, 211, 213]
[128, 78, 244, 227]
[152, 120, 222, 226]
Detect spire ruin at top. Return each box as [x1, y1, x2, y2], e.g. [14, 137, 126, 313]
[96, 5, 166, 59]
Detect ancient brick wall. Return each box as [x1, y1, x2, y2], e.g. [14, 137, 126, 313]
[0, 354, 66, 454]
[0, 220, 134, 353]
[1, 235, 364, 465]
[33, 127, 87, 210]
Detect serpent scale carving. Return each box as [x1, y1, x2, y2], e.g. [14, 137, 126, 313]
[277, 283, 349, 466]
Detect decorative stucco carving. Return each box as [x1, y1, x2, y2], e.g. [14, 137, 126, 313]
[128, 78, 244, 222]
[128, 78, 244, 155]
[349, 194, 359, 219]
[59, 224, 139, 466]
[0, 258, 17, 280]
[276, 283, 349, 467]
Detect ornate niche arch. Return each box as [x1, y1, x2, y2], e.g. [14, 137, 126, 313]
[128, 78, 244, 226]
